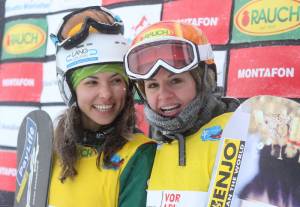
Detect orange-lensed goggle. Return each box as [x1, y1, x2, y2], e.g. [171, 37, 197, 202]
[51, 6, 123, 49]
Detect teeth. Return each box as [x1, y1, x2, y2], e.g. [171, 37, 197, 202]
[94, 104, 113, 112]
[161, 104, 179, 111]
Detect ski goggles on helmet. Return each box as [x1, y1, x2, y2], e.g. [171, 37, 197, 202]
[51, 6, 123, 49]
[125, 36, 214, 80]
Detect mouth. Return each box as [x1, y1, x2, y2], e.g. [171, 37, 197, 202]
[93, 104, 113, 112]
[160, 104, 181, 117]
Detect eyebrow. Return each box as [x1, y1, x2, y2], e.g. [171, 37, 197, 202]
[85, 76, 98, 80]
[111, 73, 120, 78]
[148, 73, 176, 81]
[86, 73, 121, 79]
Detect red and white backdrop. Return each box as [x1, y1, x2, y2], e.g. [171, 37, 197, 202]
[0, 0, 299, 205]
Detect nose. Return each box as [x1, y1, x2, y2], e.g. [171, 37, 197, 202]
[97, 84, 112, 100]
[158, 84, 174, 101]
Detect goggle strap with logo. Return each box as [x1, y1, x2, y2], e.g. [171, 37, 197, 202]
[57, 18, 123, 40]
[54, 6, 124, 49]
[59, 6, 123, 33]
[61, 6, 121, 24]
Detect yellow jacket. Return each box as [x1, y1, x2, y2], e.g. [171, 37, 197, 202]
[146, 113, 232, 207]
[48, 133, 156, 207]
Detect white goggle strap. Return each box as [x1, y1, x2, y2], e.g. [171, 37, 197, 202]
[198, 44, 214, 61]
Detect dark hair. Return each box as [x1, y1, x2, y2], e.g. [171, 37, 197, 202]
[53, 87, 135, 182]
[239, 145, 300, 206]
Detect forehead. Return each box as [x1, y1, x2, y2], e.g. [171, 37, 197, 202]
[85, 71, 121, 78]
[148, 68, 193, 80]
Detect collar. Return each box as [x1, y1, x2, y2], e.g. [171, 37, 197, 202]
[77, 126, 115, 149]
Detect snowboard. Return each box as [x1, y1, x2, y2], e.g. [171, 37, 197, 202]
[14, 110, 53, 207]
[207, 95, 300, 207]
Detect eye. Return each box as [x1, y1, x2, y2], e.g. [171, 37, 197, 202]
[145, 81, 158, 89]
[111, 77, 123, 85]
[82, 79, 98, 86]
[170, 77, 183, 84]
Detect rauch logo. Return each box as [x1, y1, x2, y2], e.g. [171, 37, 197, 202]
[3, 24, 46, 54]
[234, 0, 300, 35]
[142, 28, 173, 41]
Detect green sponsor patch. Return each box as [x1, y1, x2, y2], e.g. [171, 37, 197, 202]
[1, 18, 48, 60]
[232, 0, 300, 43]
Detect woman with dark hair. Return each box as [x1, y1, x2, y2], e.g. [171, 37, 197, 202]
[47, 6, 155, 207]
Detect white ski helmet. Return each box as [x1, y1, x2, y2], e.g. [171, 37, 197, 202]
[52, 6, 129, 106]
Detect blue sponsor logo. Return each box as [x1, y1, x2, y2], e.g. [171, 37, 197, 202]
[66, 48, 97, 62]
[16, 117, 37, 185]
[67, 57, 98, 68]
[109, 154, 124, 170]
[66, 48, 98, 68]
[201, 125, 222, 141]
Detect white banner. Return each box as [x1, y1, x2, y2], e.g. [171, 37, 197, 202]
[112, 4, 162, 42]
[5, 0, 51, 17]
[0, 106, 38, 147]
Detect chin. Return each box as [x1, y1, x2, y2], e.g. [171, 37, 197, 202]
[96, 119, 114, 126]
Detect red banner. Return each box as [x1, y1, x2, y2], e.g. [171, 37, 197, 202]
[0, 62, 43, 102]
[162, 0, 232, 45]
[227, 46, 300, 98]
[0, 150, 16, 192]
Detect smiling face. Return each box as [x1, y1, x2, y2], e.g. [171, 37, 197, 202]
[75, 72, 127, 131]
[144, 69, 197, 117]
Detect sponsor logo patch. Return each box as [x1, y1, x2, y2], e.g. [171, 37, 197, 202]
[201, 125, 223, 141]
[235, 0, 300, 36]
[3, 24, 46, 54]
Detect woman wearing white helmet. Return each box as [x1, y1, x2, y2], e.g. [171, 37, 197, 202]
[125, 21, 239, 206]
[48, 6, 155, 207]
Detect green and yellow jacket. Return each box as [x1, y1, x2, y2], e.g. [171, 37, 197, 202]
[48, 133, 156, 207]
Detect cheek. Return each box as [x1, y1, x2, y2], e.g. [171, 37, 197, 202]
[148, 99, 156, 110]
[116, 81, 127, 92]
[116, 86, 127, 96]
[76, 95, 91, 112]
[75, 89, 86, 104]
[188, 87, 197, 101]
[76, 88, 94, 103]
[114, 86, 127, 105]
[145, 91, 157, 110]
[180, 83, 197, 105]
